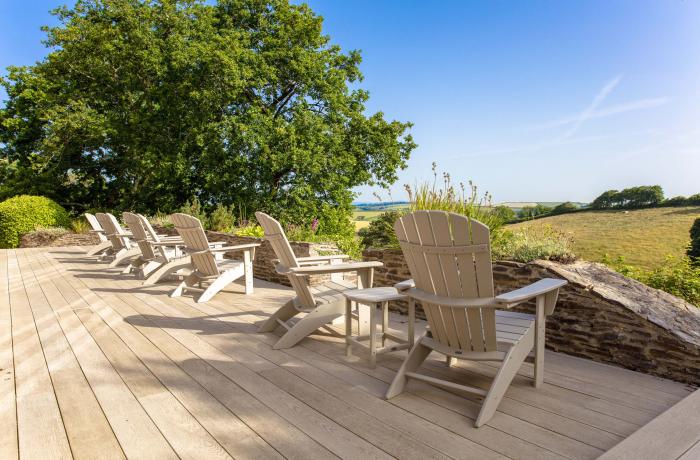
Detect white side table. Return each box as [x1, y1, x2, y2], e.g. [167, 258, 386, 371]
[343, 287, 415, 367]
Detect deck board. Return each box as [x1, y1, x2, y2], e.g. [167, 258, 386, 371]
[2, 246, 696, 460]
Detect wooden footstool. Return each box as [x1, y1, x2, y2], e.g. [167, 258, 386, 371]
[343, 287, 415, 367]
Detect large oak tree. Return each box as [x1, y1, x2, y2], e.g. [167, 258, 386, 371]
[0, 0, 415, 227]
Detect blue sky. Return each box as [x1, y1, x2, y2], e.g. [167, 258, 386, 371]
[2, 1, 699, 203]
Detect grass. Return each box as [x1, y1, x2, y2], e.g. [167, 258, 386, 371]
[510, 206, 700, 270]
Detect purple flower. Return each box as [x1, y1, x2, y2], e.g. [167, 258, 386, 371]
[311, 218, 319, 233]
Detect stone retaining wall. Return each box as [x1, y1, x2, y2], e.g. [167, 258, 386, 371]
[363, 248, 700, 385]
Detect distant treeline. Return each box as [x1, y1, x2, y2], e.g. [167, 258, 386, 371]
[352, 201, 409, 211]
[591, 186, 700, 210]
[502, 185, 700, 223]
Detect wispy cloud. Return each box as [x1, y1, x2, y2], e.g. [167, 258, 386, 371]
[531, 97, 670, 130]
[529, 75, 669, 137]
[556, 74, 623, 141]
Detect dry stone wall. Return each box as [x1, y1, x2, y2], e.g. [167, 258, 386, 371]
[363, 248, 700, 385]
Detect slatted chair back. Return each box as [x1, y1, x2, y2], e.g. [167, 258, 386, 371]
[395, 210, 497, 353]
[255, 212, 315, 308]
[171, 213, 220, 277]
[95, 213, 128, 251]
[138, 214, 170, 259]
[122, 212, 156, 260]
[84, 213, 107, 242]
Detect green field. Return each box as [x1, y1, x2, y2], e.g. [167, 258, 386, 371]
[352, 204, 408, 230]
[510, 206, 700, 270]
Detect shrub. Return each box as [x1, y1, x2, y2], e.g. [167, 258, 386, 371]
[689, 194, 700, 205]
[234, 224, 265, 238]
[492, 225, 575, 263]
[179, 197, 208, 227]
[518, 204, 552, 219]
[550, 201, 578, 215]
[209, 204, 235, 232]
[491, 205, 516, 223]
[662, 196, 689, 207]
[0, 195, 71, 248]
[358, 210, 403, 248]
[602, 254, 700, 307]
[643, 256, 700, 306]
[148, 211, 173, 228]
[689, 218, 700, 261]
[71, 217, 90, 234]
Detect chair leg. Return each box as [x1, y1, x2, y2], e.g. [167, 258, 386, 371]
[259, 299, 298, 333]
[143, 257, 192, 285]
[385, 337, 432, 399]
[272, 300, 346, 350]
[197, 266, 243, 303]
[171, 272, 198, 298]
[475, 330, 535, 427]
[139, 260, 162, 279]
[109, 247, 139, 268]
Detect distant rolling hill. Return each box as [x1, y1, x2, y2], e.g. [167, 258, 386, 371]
[510, 206, 700, 270]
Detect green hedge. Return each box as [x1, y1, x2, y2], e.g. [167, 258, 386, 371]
[0, 195, 71, 248]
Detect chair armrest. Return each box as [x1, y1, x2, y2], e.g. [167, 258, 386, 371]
[394, 279, 415, 291]
[287, 261, 382, 276]
[404, 288, 497, 308]
[210, 243, 260, 252]
[495, 278, 567, 308]
[297, 255, 349, 263]
[272, 255, 350, 266]
[151, 240, 185, 247]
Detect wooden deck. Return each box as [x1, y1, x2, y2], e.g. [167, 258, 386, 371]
[0, 247, 696, 460]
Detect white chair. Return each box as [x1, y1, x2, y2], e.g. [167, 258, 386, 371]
[84, 213, 112, 257]
[121, 212, 188, 279]
[95, 213, 141, 268]
[256, 212, 383, 349]
[170, 213, 259, 302]
[385, 210, 567, 427]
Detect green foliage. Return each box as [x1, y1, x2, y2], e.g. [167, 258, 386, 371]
[0, 195, 71, 248]
[689, 218, 700, 261]
[405, 164, 504, 233]
[550, 201, 578, 215]
[148, 211, 173, 229]
[0, 0, 414, 224]
[518, 204, 552, 220]
[689, 194, 700, 205]
[492, 225, 575, 263]
[603, 255, 700, 307]
[591, 186, 664, 209]
[71, 216, 90, 234]
[208, 204, 235, 232]
[358, 210, 403, 248]
[662, 196, 690, 207]
[179, 198, 208, 228]
[491, 205, 516, 223]
[234, 224, 264, 238]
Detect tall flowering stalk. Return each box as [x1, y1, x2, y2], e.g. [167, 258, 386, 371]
[404, 162, 504, 233]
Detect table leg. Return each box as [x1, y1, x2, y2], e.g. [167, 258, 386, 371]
[408, 297, 415, 349]
[369, 302, 378, 368]
[382, 301, 389, 347]
[345, 298, 353, 359]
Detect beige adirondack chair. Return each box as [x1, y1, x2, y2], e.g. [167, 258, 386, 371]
[95, 213, 141, 267]
[385, 211, 567, 427]
[170, 213, 259, 302]
[121, 212, 189, 278]
[84, 213, 112, 257]
[256, 212, 383, 349]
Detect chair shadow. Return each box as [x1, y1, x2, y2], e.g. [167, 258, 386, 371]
[124, 312, 268, 335]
